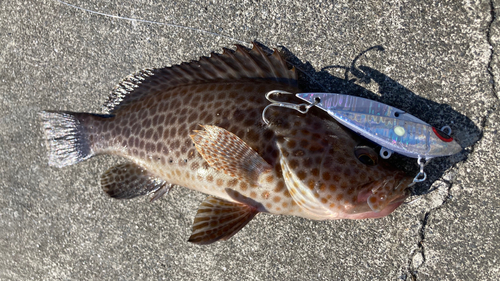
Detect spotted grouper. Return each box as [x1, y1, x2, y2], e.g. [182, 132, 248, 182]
[40, 43, 413, 244]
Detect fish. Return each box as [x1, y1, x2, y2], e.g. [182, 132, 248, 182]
[40, 43, 413, 244]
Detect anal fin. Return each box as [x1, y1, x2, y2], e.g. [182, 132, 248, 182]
[101, 163, 171, 200]
[188, 196, 258, 244]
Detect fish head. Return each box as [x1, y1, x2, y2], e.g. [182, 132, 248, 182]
[272, 111, 413, 220]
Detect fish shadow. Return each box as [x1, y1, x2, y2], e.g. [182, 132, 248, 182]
[273, 44, 479, 196]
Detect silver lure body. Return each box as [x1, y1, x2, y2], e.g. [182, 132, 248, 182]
[295, 93, 462, 160]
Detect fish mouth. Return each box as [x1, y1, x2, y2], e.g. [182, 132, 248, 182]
[343, 193, 408, 220]
[356, 194, 408, 219]
[344, 175, 411, 219]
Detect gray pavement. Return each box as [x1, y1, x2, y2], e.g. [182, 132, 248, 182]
[1, 0, 499, 280]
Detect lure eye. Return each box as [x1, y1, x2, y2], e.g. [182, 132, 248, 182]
[354, 146, 378, 166]
[432, 127, 453, 142]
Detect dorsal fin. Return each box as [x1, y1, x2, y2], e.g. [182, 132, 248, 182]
[103, 42, 297, 113]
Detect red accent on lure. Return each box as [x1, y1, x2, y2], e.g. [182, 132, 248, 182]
[432, 127, 453, 142]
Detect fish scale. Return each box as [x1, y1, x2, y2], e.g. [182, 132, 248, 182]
[40, 43, 413, 244]
[97, 81, 296, 205]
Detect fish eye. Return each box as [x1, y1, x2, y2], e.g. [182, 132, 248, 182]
[354, 146, 378, 166]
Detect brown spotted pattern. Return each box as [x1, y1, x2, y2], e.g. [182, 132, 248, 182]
[87, 79, 303, 215]
[271, 109, 412, 219]
[190, 125, 272, 184]
[100, 162, 166, 199]
[80, 44, 412, 220]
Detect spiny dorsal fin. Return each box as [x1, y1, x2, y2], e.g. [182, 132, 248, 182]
[188, 196, 258, 244]
[101, 162, 172, 200]
[190, 125, 272, 184]
[103, 42, 297, 113]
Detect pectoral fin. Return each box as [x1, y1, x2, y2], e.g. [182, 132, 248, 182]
[188, 196, 258, 244]
[190, 125, 272, 183]
[101, 163, 173, 200]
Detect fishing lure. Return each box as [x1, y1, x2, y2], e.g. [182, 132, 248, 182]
[262, 91, 462, 183]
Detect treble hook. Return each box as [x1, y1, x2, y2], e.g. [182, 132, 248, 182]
[262, 90, 318, 125]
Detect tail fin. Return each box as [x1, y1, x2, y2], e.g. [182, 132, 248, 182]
[40, 111, 95, 168]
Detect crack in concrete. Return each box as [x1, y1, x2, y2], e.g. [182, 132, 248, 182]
[406, 180, 453, 281]
[487, 0, 498, 100]
[405, 2, 498, 280]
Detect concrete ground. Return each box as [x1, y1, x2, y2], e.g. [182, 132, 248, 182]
[1, 0, 499, 280]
